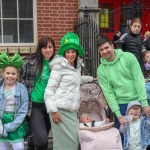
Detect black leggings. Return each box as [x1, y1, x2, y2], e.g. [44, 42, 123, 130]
[29, 102, 51, 150]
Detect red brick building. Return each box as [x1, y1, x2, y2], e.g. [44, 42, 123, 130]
[0, 0, 150, 52]
[0, 0, 79, 52]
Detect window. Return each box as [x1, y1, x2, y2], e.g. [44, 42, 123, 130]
[99, 3, 114, 33]
[0, 0, 35, 45]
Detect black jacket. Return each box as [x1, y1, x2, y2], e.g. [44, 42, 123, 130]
[119, 31, 145, 73]
[143, 37, 150, 50]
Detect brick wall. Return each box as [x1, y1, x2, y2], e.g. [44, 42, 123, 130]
[37, 0, 79, 52]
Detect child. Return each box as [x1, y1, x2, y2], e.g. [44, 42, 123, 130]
[143, 51, 150, 105]
[0, 53, 28, 150]
[119, 101, 150, 150]
[79, 113, 110, 128]
[143, 51, 150, 80]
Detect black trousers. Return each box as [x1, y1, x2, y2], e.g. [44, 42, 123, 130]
[29, 102, 51, 150]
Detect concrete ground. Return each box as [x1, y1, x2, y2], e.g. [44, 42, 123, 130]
[10, 130, 53, 150]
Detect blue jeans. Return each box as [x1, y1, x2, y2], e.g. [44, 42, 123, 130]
[116, 103, 128, 148]
[146, 82, 150, 105]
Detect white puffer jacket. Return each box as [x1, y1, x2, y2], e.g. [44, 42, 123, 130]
[44, 56, 93, 113]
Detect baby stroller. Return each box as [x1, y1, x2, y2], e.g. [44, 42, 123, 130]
[78, 81, 123, 150]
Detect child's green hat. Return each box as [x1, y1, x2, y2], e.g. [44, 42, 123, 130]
[58, 32, 84, 57]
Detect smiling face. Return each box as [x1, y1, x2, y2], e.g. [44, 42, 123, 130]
[3, 66, 19, 86]
[64, 49, 77, 66]
[41, 42, 54, 60]
[98, 42, 115, 62]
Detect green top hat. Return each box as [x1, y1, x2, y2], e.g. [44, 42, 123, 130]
[58, 32, 84, 57]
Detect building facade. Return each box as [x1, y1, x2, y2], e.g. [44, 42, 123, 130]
[0, 0, 79, 53]
[99, 0, 150, 39]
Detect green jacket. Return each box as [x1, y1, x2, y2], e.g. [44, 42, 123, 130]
[97, 49, 148, 117]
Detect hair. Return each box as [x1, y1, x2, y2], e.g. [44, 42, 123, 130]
[129, 105, 142, 112]
[34, 36, 55, 76]
[130, 17, 142, 27]
[142, 51, 150, 62]
[145, 31, 150, 38]
[97, 35, 112, 48]
[80, 113, 90, 122]
[115, 31, 121, 35]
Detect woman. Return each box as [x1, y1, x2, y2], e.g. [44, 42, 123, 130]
[20, 36, 55, 150]
[120, 17, 144, 72]
[44, 32, 93, 150]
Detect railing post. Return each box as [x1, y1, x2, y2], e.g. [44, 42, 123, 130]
[83, 6, 89, 75]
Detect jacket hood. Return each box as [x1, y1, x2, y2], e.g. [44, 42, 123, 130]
[100, 49, 123, 65]
[126, 100, 142, 115]
[49, 55, 84, 71]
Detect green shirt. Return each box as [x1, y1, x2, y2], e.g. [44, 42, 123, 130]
[97, 49, 148, 117]
[31, 60, 50, 103]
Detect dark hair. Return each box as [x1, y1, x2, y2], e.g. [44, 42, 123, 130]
[97, 35, 112, 48]
[130, 17, 142, 26]
[35, 36, 55, 76]
[129, 105, 142, 112]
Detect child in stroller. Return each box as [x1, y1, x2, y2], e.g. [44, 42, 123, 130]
[78, 81, 123, 150]
[79, 113, 110, 128]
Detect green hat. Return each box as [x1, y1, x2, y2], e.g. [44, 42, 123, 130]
[58, 32, 84, 57]
[0, 53, 23, 69]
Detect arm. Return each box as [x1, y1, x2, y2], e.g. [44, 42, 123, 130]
[44, 64, 62, 113]
[129, 54, 149, 107]
[80, 76, 93, 84]
[3, 85, 28, 136]
[119, 123, 127, 133]
[97, 67, 121, 117]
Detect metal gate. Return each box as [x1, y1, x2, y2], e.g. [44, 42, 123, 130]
[99, 0, 150, 39]
[74, 7, 101, 78]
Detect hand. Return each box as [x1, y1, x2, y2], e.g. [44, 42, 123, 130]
[105, 118, 110, 123]
[93, 78, 98, 81]
[118, 116, 126, 125]
[143, 106, 150, 117]
[52, 112, 62, 124]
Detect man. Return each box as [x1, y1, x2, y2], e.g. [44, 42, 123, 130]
[97, 36, 150, 125]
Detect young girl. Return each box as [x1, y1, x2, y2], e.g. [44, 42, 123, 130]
[143, 51, 150, 79]
[120, 17, 144, 72]
[143, 51, 150, 105]
[0, 53, 28, 150]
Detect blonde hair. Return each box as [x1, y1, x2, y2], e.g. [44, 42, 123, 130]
[145, 31, 150, 38]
